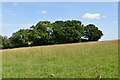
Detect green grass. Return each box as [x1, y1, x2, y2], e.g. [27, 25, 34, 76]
[2, 40, 118, 78]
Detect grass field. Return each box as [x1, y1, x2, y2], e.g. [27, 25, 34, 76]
[2, 40, 118, 78]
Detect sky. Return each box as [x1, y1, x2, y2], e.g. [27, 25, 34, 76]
[1, 2, 118, 41]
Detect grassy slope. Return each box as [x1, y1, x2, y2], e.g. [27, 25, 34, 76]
[2, 40, 118, 78]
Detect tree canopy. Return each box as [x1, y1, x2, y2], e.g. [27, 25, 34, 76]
[0, 20, 103, 49]
[83, 24, 103, 41]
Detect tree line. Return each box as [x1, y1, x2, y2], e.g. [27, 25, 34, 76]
[0, 20, 103, 49]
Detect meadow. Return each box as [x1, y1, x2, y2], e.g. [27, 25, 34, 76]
[2, 40, 118, 78]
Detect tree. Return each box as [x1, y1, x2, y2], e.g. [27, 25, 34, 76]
[64, 20, 84, 43]
[1, 20, 103, 49]
[30, 21, 52, 45]
[51, 21, 66, 44]
[52, 20, 84, 44]
[83, 24, 103, 41]
[1, 36, 14, 49]
[0, 35, 3, 49]
[10, 29, 31, 47]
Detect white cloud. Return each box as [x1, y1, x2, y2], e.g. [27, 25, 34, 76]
[40, 10, 47, 14]
[82, 13, 104, 19]
[0, 14, 2, 17]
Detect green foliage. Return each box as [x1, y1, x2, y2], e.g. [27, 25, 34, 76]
[30, 21, 52, 45]
[1, 20, 103, 49]
[52, 21, 66, 44]
[10, 29, 30, 47]
[1, 36, 14, 49]
[83, 24, 103, 41]
[52, 20, 84, 44]
[64, 20, 84, 43]
[0, 35, 3, 49]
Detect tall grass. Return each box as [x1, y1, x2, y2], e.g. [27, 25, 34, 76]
[2, 40, 118, 78]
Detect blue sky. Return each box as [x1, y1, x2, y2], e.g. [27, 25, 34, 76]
[1, 2, 118, 41]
